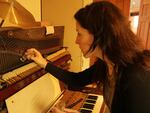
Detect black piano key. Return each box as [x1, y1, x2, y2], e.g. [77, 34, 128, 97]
[85, 99, 96, 104]
[87, 95, 98, 100]
[80, 109, 92, 113]
[82, 103, 94, 109]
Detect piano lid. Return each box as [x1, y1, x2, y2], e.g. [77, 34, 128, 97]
[0, 0, 40, 27]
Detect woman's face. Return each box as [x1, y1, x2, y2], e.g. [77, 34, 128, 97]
[75, 21, 94, 58]
[75, 21, 104, 59]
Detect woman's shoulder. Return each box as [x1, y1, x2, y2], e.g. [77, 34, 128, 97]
[122, 62, 150, 85]
[125, 63, 149, 74]
[119, 52, 150, 113]
[125, 50, 150, 75]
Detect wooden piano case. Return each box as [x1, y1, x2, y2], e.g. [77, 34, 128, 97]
[0, 26, 72, 113]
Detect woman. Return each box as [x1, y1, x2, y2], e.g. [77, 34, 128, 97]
[25, 1, 150, 113]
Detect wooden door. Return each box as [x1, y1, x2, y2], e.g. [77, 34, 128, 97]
[137, 0, 150, 50]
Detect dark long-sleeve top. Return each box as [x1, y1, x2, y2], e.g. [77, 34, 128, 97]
[45, 59, 150, 113]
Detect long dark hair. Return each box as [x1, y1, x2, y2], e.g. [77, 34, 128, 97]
[74, 1, 149, 67]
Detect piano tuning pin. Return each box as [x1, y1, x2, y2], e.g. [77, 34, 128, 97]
[20, 56, 27, 62]
[0, 79, 7, 89]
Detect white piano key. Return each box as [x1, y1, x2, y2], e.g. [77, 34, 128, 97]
[2, 72, 16, 81]
[93, 95, 103, 113]
[46, 48, 67, 61]
[12, 63, 37, 76]
[2, 48, 69, 82]
[80, 94, 103, 113]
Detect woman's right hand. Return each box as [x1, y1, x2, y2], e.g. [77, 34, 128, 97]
[25, 48, 47, 68]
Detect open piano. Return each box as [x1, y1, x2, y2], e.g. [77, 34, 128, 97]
[0, 25, 72, 113]
[0, 0, 104, 113]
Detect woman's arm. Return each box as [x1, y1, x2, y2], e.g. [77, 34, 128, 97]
[25, 48, 106, 89]
[45, 59, 106, 89]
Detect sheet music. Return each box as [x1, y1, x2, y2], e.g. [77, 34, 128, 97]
[5, 73, 62, 113]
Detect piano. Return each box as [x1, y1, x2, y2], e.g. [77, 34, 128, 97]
[0, 1, 104, 113]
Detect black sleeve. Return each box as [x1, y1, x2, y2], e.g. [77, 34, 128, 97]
[45, 59, 106, 89]
[121, 65, 150, 113]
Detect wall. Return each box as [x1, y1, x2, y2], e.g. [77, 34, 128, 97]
[42, 0, 93, 72]
[1, 0, 41, 27]
[16, 0, 41, 21]
[42, 0, 83, 72]
[82, 0, 93, 70]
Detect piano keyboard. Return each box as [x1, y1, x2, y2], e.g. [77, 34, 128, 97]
[80, 94, 103, 113]
[2, 48, 70, 85]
